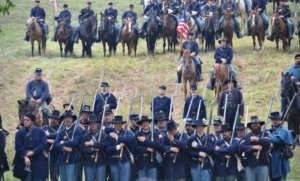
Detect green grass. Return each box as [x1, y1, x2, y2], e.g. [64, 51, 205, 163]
[0, 0, 300, 180]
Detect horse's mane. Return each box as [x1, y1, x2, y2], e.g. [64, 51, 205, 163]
[27, 17, 35, 25]
[183, 49, 191, 59]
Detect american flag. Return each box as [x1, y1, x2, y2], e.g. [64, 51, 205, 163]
[50, 0, 59, 14]
[176, 9, 189, 41]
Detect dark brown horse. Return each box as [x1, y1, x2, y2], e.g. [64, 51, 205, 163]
[250, 10, 265, 52]
[80, 14, 98, 58]
[57, 18, 74, 57]
[271, 13, 292, 52]
[214, 64, 229, 101]
[161, 10, 178, 53]
[27, 17, 48, 56]
[182, 49, 198, 100]
[221, 8, 234, 47]
[121, 17, 138, 56]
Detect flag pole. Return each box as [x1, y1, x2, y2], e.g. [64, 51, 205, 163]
[53, 0, 55, 34]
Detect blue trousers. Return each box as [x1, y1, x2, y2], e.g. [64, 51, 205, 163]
[50, 160, 59, 181]
[193, 16, 202, 29]
[216, 175, 236, 181]
[76, 163, 83, 181]
[286, 19, 294, 38]
[244, 0, 250, 12]
[190, 163, 211, 181]
[23, 172, 46, 181]
[179, 56, 201, 65]
[110, 160, 131, 181]
[237, 171, 246, 181]
[210, 63, 236, 78]
[59, 163, 76, 181]
[220, 15, 240, 32]
[245, 166, 268, 181]
[84, 165, 106, 181]
[138, 167, 158, 180]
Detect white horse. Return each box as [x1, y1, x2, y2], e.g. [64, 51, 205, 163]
[235, 0, 251, 32]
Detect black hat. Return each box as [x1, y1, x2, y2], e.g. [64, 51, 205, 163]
[190, 84, 197, 90]
[129, 4, 134, 8]
[137, 116, 152, 125]
[101, 82, 109, 87]
[108, 2, 113, 5]
[247, 116, 265, 128]
[130, 113, 139, 120]
[192, 119, 207, 127]
[63, 4, 68, 8]
[188, 32, 194, 36]
[154, 113, 167, 123]
[35, 0, 40, 3]
[221, 123, 231, 132]
[235, 123, 247, 130]
[87, 1, 91, 5]
[295, 54, 300, 59]
[35, 68, 42, 74]
[185, 118, 194, 125]
[112, 116, 126, 124]
[60, 110, 77, 122]
[49, 110, 60, 119]
[166, 120, 179, 131]
[269, 111, 282, 120]
[63, 103, 74, 110]
[82, 105, 93, 113]
[218, 37, 229, 44]
[88, 114, 101, 124]
[24, 112, 36, 122]
[212, 117, 222, 125]
[159, 85, 166, 90]
[224, 77, 237, 86]
[104, 108, 113, 114]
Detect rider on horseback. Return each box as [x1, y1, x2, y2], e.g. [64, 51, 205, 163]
[267, 0, 294, 41]
[116, 4, 139, 43]
[23, 0, 49, 41]
[140, 0, 163, 39]
[188, 0, 203, 38]
[245, 0, 269, 36]
[176, 32, 203, 83]
[206, 37, 243, 90]
[74, 2, 96, 43]
[165, 0, 181, 38]
[200, 0, 218, 33]
[217, 0, 244, 39]
[199, 0, 207, 12]
[51, 4, 74, 42]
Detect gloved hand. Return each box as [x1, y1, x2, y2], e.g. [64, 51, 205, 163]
[199, 151, 208, 158]
[144, 15, 147, 19]
[270, 143, 274, 148]
[190, 52, 196, 58]
[168, 9, 174, 14]
[192, 141, 198, 148]
[178, 47, 183, 52]
[192, 11, 198, 15]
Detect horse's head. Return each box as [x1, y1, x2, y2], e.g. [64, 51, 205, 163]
[91, 14, 98, 35]
[183, 48, 192, 71]
[212, 13, 219, 32]
[162, 10, 169, 28]
[149, 10, 157, 21]
[250, 10, 259, 27]
[225, 8, 233, 18]
[100, 12, 108, 30]
[125, 17, 133, 33]
[27, 17, 36, 34]
[18, 99, 36, 122]
[58, 18, 69, 36]
[272, 13, 279, 26]
[281, 72, 294, 98]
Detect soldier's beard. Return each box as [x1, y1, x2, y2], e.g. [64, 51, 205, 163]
[251, 126, 261, 134]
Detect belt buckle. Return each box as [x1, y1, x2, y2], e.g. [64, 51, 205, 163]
[198, 157, 202, 161]
[116, 155, 120, 158]
[253, 152, 257, 156]
[191, 112, 196, 114]
[170, 153, 175, 157]
[159, 110, 163, 113]
[143, 153, 148, 157]
[91, 155, 95, 158]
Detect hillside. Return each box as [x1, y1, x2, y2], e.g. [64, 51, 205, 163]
[0, 0, 300, 180]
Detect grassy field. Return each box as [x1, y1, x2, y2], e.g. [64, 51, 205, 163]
[0, 0, 300, 180]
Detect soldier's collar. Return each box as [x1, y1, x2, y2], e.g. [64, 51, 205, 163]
[197, 132, 205, 138]
[66, 123, 74, 130]
[143, 129, 150, 133]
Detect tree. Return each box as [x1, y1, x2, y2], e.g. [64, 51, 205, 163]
[0, 0, 16, 34]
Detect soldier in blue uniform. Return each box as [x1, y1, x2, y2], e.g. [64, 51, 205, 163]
[267, 0, 294, 41]
[185, 118, 196, 138]
[183, 85, 207, 120]
[106, 116, 133, 181]
[165, 0, 180, 38]
[188, 0, 203, 38]
[129, 113, 140, 135]
[80, 114, 107, 181]
[63, 102, 74, 111]
[213, 123, 239, 181]
[187, 120, 213, 181]
[51, 4, 74, 42]
[23, 0, 49, 41]
[200, 0, 218, 32]
[133, 116, 160, 180]
[161, 120, 189, 181]
[235, 123, 247, 181]
[93, 82, 117, 122]
[240, 116, 271, 181]
[103, 108, 114, 129]
[13, 112, 48, 181]
[140, 0, 163, 39]
[74, 2, 95, 43]
[177, 32, 203, 83]
[42, 110, 60, 181]
[78, 105, 93, 134]
[154, 112, 168, 137]
[116, 4, 139, 43]
[0, 127, 9, 180]
[267, 112, 293, 181]
[217, 0, 244, 39]
[151, 85, 173, 119]
[245, 0, 269, 36]
[54, 111, 82, 181]
[210, 118, 223, 143]
[296, 18, 300, 35]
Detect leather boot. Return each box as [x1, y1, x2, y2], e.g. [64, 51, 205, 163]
[206, 78, 215, 90]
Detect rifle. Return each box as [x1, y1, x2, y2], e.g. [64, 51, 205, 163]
[168, 84, 178, 120]
[151, 90, 155, 162]
[222, 94, 229, 124]
[97, 71, 104, 91]
[256, 84, 280, 161]
[196, 85, 207, 120]
[115, 84, 127, 115]
[242, 92, 253, 158]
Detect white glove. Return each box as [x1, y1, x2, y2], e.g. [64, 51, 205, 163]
[168, 9, 174, 14]
[192, 141, 198, 148]
[116, 145, 121, 150]
[199, 151, 208, 158]
[270, 143, 274, 148]
[192, 11, 198, 15]
[209, 12, 213, 16]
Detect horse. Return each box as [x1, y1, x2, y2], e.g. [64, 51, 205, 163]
[220, 8, 234, 47]
[121, 17, 139, 56]
[281, 72, 300, 145]
[57, 18, 74, 57]
[99, 12, 118, 57]
[17, 100, 45, 129]
[27, 17, 48, 56]
[80, 14, 97, 58]
[271, 13, 293, 52]
[182, 48, 198, 100]
[202, 13, 219, 52]
[249, 10, 265, 52]
[186, 12, 199, 42]
[161, 10, 179, 53]
[214, 64, 229, 101]
[146, 10, 159, 56]
[235, 0, 249, 32]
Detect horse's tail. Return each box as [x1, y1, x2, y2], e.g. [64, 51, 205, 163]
[42, 38, 46, 52]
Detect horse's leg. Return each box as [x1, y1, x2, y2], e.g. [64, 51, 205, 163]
[103, 41, 106, 57]
[122, 40, 125, 56]
[81, 41, 85, 58]
[109, 41, 112, 57]
[163, 36, 166, 54]
[127, 42, 131, 56]
[252, 34, 256, 52]
[31, 40, 34, 57]
[59, 41, 63, 57]
[282, 36, 286, 52]
[38, 40, 41, 56]
[88, 43, 92, 58]
[184, 79, 187, 100]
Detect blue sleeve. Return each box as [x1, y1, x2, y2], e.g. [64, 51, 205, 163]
[54, 131, 64, 151]
[225, 47, 233, 63]
[133, 136, 148, 153]
[67, 11, 72, 21]
[144, 132, 160, 150]
[218, 92, 225, 116]
[172, 133, 188, 150]
[90, 10, 95, 16]
[32, 130, 47, 155]
[30, 8, 34, 17]
[217, 140, 239, 155]
[0, 131, 6, 154]
[105, 136, 118, 154]
[26, 81, 33, 99]
[118, 132, 133, 146]
[221, 3, 226, 13]
[121, 12, 126, 20]
[104, 9, 108, 16]
[261, 0, 266, 11]
[214, 48, 222, 61]
[239, 135, 253, 152]
[15, 131, 27, 156]
[269, 134, 284, 145]
[232, 3, 237, 14]
[63, 128, 82, 147]
[109, 94, 117, 109]
[193, 42, 199, 55]
[48, 132, 58, 139]
[188, 4, 193, 14]
[160, 136, 172, 152]
[257, 136, 271, 147]
[115, 10, 118, 19]
[187, 138, 200, 157]
[55, 12, 61, 20]
[93, 133, 107, 149]
[40, 82, 49, 101]
[133, 12, 137, 22]
[183, 99, 188, 118]
[144, 6, 149, 15]
[80, 136, 93, 154]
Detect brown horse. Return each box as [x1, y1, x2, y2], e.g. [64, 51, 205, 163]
[250, 10, 265, 52]
[27, 17, 48, 56]
[214, 64, 229, 101]
[121, 17, 139, 56]
[57, 18, 74, 57]
[221, 8, 234, 47]
[161, 10, 179, 53]
[271, 13, 292, 52]
[182, 48, 198, 100]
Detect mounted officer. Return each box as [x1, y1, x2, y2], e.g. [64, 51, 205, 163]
[177, 32, 203, 83]
[42, 110, 61, 181]
[23, 0, 49, 41]
[217, 78, 244, 129]
[245, 0, 269, 36]
[199, 0, 207, 12]
[99, 2, 119, 43]
[13, 112, 48, 181]
[217, 0, 244, 39]
[0, 121, 9, 180]
[267, 0, 294, 41]
[183, 85, 207, 120]
[185, 118, 196, 138]
[74, 2, 95, 44]
[80, 114, 107, 181]
[267, 112, 293, 181]
[129, 113, 140, 135]
[188, 0, 202, 38]
[78, 105, 93, 135]
[51, 4, 74, 42]
[165, 0, 180, 37]
[140, 0, 163, 39]
[235, 123, 247, 181]
[151, 85, 173, 119]
[200, 0, 218, 33]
